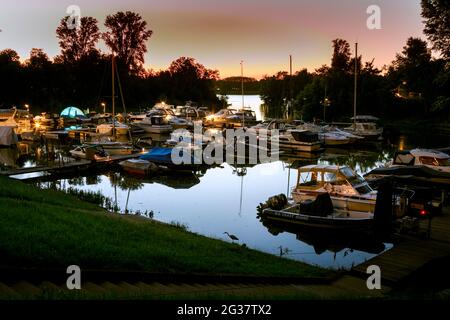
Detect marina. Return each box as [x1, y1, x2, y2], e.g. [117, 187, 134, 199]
[2, 95, 449, 271]
[1, 0, 449, 304]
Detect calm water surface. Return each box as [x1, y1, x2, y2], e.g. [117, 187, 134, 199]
[2, 95, 449, 270]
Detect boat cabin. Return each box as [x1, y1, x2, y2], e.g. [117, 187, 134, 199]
[392, 149, 450, 172]
[294, 165, 373, 196]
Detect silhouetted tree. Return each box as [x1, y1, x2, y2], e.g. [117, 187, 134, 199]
[421, 0, 450, 60]
[103, 11, 153, 74]
[25, 48, 51, 69]
[389, 37, 433, 99]
[56, 16, 101, 64]
[0, 49, 22, 107]
[331, 39, 352, 72]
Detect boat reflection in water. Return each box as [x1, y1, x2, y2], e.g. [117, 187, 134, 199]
[258, 214, 387, 257]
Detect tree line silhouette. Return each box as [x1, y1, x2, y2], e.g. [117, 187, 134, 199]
[0, 11, 220, 113]
[259, 0, 449, 122]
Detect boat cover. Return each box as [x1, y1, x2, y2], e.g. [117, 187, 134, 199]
[365, 165, 450, 188]
[140, 147, 174, 164]
[0, 126, 18, 146]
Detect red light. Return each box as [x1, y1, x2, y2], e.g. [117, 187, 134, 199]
[420, 209, 428, 216]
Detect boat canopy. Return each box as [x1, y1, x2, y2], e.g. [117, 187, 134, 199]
[60, 106, 85, 118]
[351, 115, 379, 121]
[298, 164, 346, 174]
[410, 148, 450, 159]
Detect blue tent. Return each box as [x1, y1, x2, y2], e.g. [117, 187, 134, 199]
[60, 106, 85, 118]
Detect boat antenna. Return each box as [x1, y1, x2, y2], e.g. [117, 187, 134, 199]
[353, 42, 358, 130]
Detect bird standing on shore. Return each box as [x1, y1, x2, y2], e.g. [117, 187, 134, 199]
[224, 232, 239, 243]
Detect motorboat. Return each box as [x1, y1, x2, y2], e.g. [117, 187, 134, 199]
[33, 112, 61, 129]
[135, 115, 173, 134]
[296, 123, 353, 146]
[87, 140, 134, 155]
[203, 109, 237, 127]
[140, 147, 202, 171]
[0, 108, 33, 135]
[259, 193, 373, 231]
[247, 119, 295, 137]
[275, 130, 322, 152]
[389, 148, 450, 173]
[291, 165, 377, 213]
[344, 115, 383, 140]
[119, 159, 160, 175]
[175, 106, 208, 120]
[96, 120, 129, 136]
[69, 145, 110, 161]
[261, 202, 374, 231]
[226, 109, 257, 127]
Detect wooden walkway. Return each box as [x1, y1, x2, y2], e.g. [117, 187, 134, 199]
[0, 154, 140, 178]
[352, 209, 450, 286]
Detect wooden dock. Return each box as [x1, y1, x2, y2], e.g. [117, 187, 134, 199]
[352, 208, 450, 286]
[0, 153, 140, 178]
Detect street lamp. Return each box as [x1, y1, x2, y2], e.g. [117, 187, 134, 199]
[321, 97, 331, 122]
[101, 102, 106, 114]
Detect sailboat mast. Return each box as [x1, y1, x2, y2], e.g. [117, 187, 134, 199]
[353, 42, 358, 129]
[112, 55, 116, 134]
[241, 60, 244, 127]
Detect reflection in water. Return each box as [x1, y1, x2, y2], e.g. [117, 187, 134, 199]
[259, 217, 389, 258]
[34, 151, 393, 270]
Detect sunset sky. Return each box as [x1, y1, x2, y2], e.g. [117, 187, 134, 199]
[0, 0, 425, 78]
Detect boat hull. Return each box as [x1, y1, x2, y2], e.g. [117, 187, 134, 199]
[292, 191, 376, 213]
[261, 206, 373, 230]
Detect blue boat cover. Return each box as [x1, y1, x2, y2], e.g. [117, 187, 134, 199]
[140, 147, 198, 165]
[140, 147, 173, 164]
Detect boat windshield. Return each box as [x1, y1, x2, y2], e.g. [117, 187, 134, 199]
[339, 167, 366, 186]
[420, 156, 450, 167]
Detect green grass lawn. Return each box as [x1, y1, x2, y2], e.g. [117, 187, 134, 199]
[0, 176, 329, 278]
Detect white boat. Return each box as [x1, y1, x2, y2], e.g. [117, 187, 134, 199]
[119, 159, 159, 175]
[226, 109, 257, 127]
[296, 123, 353, 146]
[247, 119, 294, 136]
[135, 115, 173, 134]
[96, 120, 129, 136]
[0, 108, 33, 135]
[203, 109, 237, 127]
[291, 165, 377, 213]
[69, 145, 110, 161]
[275, 130, 322, 152]
[88, 141, 133, 156]
[390, 148, 450, 173]
[344, 116, 383, 140]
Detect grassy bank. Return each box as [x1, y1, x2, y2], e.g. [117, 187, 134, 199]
[0, 176, 329, 278]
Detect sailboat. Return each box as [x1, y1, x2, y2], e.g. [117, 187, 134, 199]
[90, 55, 133, 154]
[95, 56, 130, 137]
[344, 43, 383, 140]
